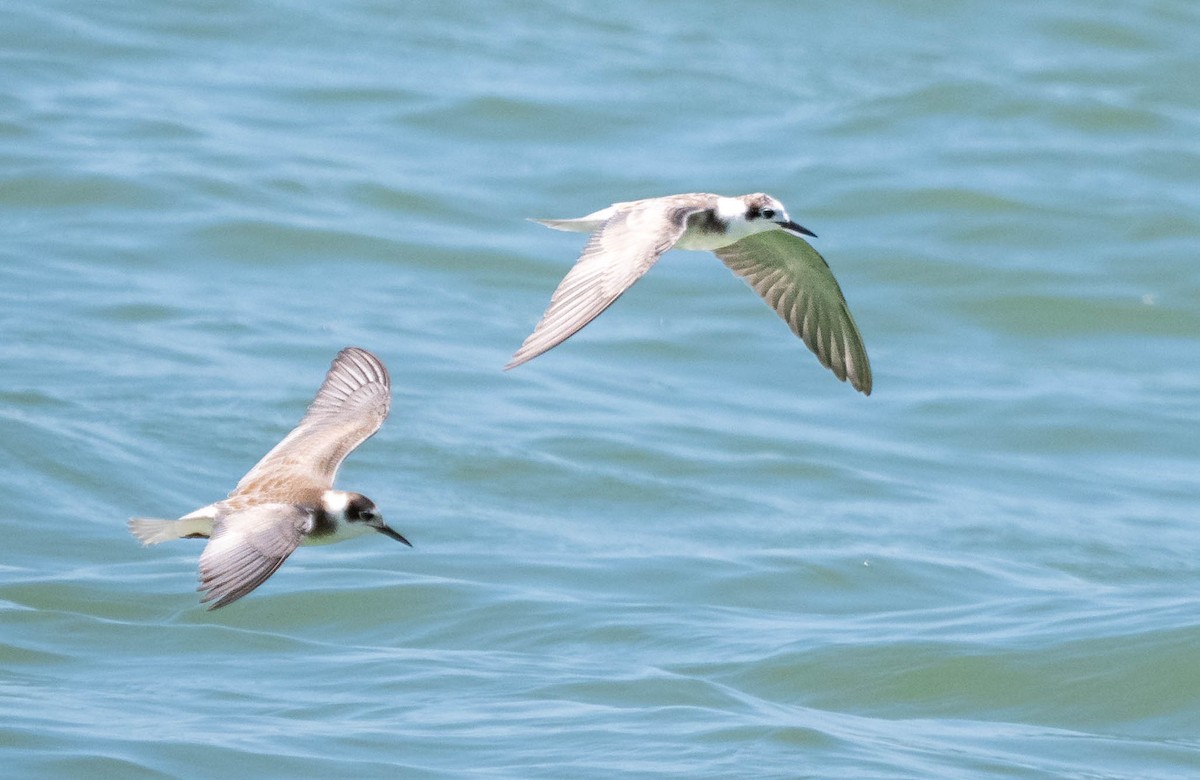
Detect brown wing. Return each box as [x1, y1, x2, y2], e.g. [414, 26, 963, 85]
[506, 199, 709, 369]
[231, 347, 391, 502]
[198, 503, 310, 609]
[713, 230, 872, 395]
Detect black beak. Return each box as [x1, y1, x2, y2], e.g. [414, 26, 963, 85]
[372, 522, 413, 547]
[778, 219, 818, 238]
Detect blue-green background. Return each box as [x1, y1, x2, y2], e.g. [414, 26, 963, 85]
[2, 2, 1198, 777]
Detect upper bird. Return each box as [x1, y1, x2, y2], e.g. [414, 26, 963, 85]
[129, 347, 411, 610]
[506, 192, 872, 395]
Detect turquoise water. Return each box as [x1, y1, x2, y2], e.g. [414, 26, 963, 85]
[3, 1, 1199, 777]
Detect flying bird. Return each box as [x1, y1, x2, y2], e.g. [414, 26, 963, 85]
[507, 192, 872, 394]
[129, 347, 410, 609]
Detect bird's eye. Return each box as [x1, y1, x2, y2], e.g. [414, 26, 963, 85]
[761, 208, 776, 220]
[360, 510, 376, 522]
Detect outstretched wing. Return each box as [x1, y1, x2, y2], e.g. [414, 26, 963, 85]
[506, 199, 708, 369]
[714, 230, 872, 395]
[198, 503, 311, 609]
[231, 347, 391, 501]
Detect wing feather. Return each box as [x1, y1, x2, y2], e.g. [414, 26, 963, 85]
[197, 504, 310, 609]
[506, 199, 709, 369]
[231, 347, 390, 501]
[714, 231, 872, 395]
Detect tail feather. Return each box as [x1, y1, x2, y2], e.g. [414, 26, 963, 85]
[529, 216, 605, 234]
[128, 518, 181, 546]
[128, 514, 213, 546]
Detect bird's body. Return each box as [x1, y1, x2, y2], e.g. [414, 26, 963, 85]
[508, 192, 872, 395]
[129, 347, 410, 610]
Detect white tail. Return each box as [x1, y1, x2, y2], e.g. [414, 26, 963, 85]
[128, 508, 215, 546]
[128, 518, 184, 546]
[529, 216, 606, 234]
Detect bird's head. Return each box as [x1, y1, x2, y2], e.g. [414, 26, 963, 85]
[741, 193, 817, 239]
[323, 490, 412, 546]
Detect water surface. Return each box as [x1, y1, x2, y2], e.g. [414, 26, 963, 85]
[2, 1, 1199, 777]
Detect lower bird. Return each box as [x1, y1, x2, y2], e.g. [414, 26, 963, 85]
[506, 192, 872, 395]
[129, 346, 410, 610]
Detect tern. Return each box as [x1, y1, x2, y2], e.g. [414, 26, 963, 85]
[507, 192, 872, 394]
[129, 347, 410, 609]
